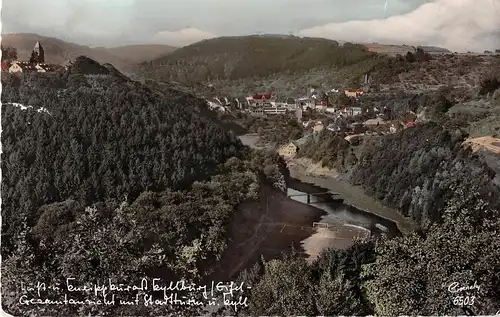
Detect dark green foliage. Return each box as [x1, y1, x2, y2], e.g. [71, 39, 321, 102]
[140, 36, 376, 83]
[134, 36, 413, 98]
[362, 184, 500, 316]
[428, 93, 455, 122]
[479, 76, 500, 96]
[1, 45, 18, 61]
[297, 130, 354, 171]
[1, 69, 244, 256]
[237, 241, 376, 316]
[0, 64, 287, 316]
[2, 99, 286, 317]
[351, 123, 500, 229]
[248, 250, 317, 316]
[2, 161, 261, 316]
[331, 92, 353, 107]
[415, 48, 432, 62]
[406, 51, 416, 63]
[310, 240, 376, 315]
[67, 56, 111, 75]
[243, 115, 304, 146]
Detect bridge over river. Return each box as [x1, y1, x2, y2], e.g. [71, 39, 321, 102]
[286, 187, 393, 236]
[287, 189, 343, 204]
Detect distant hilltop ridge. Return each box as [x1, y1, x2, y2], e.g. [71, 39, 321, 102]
[229, 34, 452, 54]
[1, 33, 177, 70]
[359, 42, 451, 56]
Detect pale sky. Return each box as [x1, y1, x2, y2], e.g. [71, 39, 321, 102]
[2, 0, 499, 51]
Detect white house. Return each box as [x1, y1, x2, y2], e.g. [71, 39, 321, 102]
[351, 107, 362, 116]
[206, 100, 226, 112]
[344, 89, 364, 98]
[263, 107, 286, 115]
[9, 61, 36, 73]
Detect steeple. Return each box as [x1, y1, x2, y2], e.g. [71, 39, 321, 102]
[30, 41, 45, 64]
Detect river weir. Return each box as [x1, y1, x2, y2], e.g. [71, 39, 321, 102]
[286, 180, 401, 239]
[221, 134, 402, 273]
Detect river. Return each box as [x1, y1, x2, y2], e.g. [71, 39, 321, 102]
[286, 182, 400, 238]
[239, 133, 415, 236]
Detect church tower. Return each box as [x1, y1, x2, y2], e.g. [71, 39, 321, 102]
[30, 41, 45, 64]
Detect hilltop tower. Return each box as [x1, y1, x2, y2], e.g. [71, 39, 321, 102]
[29, 41, 45, 64]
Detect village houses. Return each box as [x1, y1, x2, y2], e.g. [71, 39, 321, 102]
[3, 41, 60, 74]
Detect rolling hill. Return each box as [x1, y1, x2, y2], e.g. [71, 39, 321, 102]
[1, 57, 250, 316]
[93, 44, 177, 63]
[1, 33, 176, 70]
[135, 35, 412, 97]
[139, 36, 373, 81]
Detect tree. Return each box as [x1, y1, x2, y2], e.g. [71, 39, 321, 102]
[249, 250, 317, 316]
[1, 45, 18, 61]
[405, 51, 416, 63]
[337, 92, 352, 107]
[415, 48, 431, 62]
[312, 240, 376, 315]
[362, 184, 500, 316]
[478, 77, 500, 96]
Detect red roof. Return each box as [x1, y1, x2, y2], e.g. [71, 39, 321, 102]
[1, 61, 10, 71]
[252, 93, 272, 100]
[407, 121, 416, 128]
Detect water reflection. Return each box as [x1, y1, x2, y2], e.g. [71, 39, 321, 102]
[287, 186, 400, 237]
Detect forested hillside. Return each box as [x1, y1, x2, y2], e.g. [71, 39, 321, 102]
[217, 124, 500, 317]
[225, 182, 500, 316]
[0, 59, 290, 316]
[351, 123, 500, 229]
[135, 35, 412, 96]
[297, 122, 500, 231]
[243, 73, 500, 316]
[1, 33, 130, 69]
[1, 63, 243, 253]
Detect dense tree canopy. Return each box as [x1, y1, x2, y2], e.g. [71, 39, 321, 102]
[362, 183, 500, 316]
[351, 123, 500, 229]
[1, 45, 18, 61]
[225, 183, 500, 317]
[220, 240, 377, 317]
[1, 64, 289, 316]
[1, 69, 243, 256]
[297, 130, 356, 172]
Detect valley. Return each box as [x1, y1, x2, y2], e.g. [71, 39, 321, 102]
[1, 30, 500, 317]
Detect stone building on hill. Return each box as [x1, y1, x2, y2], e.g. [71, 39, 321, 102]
[7, 41, 59, 73]
[29, 42, 45, 64]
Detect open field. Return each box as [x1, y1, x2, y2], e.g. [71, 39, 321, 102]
[363, 43, 415, 56]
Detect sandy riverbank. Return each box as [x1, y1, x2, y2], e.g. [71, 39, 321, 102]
[208, 182, 369, 281]
[287, 157, 417, 234]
